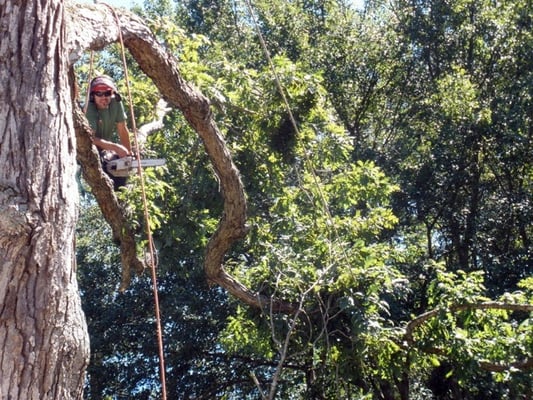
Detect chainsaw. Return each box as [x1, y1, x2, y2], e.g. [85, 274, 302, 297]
[106, 156, 166, 177]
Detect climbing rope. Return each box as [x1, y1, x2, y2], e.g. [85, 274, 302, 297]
[242, 0, 354, 279]
[83, 51, 95, 114]
[242, 0, 339, 236]
[102, 4, 168, 399]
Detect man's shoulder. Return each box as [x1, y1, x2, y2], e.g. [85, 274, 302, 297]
[110, 98, 124, 108]
[110, 98, 126, 121]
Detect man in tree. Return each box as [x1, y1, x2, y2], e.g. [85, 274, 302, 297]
[85, 75, 132, 190]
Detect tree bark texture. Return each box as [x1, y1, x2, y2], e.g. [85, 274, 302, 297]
[66, 3, 296, 313]
[0, 1, 90, 399]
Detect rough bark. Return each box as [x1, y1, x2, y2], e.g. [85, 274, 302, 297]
[66, 3, 297, 312]
[0, 1, 90, 399]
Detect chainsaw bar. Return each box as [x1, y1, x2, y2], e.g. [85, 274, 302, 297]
[106, 156, 166, 177]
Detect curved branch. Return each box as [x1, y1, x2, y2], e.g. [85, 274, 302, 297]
[66, 4, 296, 312]
[405, 302, 533, 343]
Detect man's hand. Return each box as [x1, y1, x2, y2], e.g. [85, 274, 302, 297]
[92, 137, 131, 158]
[110, 143, 131, 158]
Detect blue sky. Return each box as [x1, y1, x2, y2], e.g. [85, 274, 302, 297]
[79, 0, 365, 10]
[77, 0, 138, 8]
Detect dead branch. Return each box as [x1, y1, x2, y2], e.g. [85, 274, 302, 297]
[136, 99, 171, 147]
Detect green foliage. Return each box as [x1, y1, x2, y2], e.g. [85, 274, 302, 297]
[221, 120, 408, 396]
[219, 306, 274, 359]
[118, 167, 171, 234]
[427, 267, 489, 307]
[77, 0, 533, 398]
[431, 65, 492, 125]
[407, 269, 532, 398]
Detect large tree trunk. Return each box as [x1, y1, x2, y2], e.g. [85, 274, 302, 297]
[1, 0, 294, 395]
[0, 1, 89, 399]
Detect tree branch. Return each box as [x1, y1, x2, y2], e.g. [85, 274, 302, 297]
[404, 302, 533, 371]
[479, 358, 533, 372]
[405, 302, 533, 343]
[136, 99, 171, 148]
[66, 4, 296, 312]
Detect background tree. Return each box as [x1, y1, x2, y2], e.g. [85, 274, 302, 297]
[72, 0, 532, 399]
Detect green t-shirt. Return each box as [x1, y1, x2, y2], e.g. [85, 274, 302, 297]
[86, 99, 127, 142]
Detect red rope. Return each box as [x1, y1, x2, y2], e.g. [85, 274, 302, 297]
[103, 4, 168, 399]
[83, 51, 94, 114]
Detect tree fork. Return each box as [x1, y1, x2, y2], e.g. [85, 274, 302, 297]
[67, 4, 297, 312]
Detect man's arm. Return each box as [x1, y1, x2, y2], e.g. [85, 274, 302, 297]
[116, 121, 132, 154]
[92, 136, 130, 158]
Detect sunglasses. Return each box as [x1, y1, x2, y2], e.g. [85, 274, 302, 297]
[93, 90, 113, 97]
